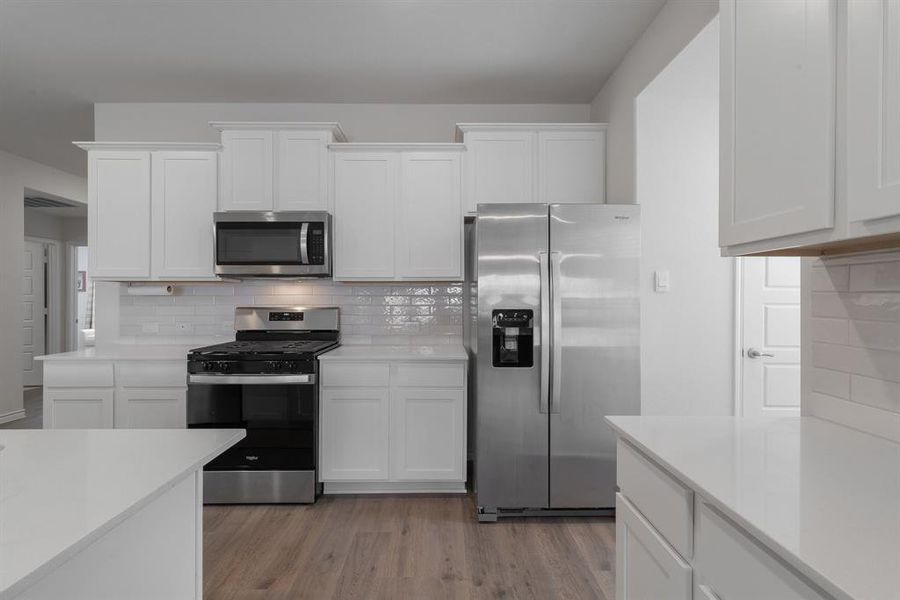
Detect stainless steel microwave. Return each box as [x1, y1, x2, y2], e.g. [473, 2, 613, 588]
[213, 211, 332, 277]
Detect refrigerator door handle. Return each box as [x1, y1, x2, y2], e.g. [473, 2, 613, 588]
[550, 251, 562, 414]
[539, 251, 550, 414]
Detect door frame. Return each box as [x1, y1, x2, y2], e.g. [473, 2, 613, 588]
[733, 258, 744, 416]
[24, 236, 64, 357]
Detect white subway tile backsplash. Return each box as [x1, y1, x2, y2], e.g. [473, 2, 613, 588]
[810, 317, 849, 344]
[810, 253, 900, 421]
[811, 367, 850, 399]
[849, 261, 900, 292]
[848, 320, 900, 352]
[118, 280, 464, 345]
[850, 375, 900, 412]
[811, 265, 850, 291]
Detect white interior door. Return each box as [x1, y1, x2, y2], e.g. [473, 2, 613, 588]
[740, 257, 801, 416]
[23, 240, 47, 386]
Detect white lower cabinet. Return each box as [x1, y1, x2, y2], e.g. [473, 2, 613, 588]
[616, 493, 692, 600]
[42, 359, 187, 429]
[615, 440, 829, 600]
[320, 387, 391, 481]
[319, 359, 467, 492]
[694, 501, 827, 600]
[115, 387, 186, 429]
[390, 388, 464, 481]
[44, 388, 115, 429]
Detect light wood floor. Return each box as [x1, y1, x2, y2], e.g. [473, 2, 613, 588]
[0, 387, 43, 429]
[203, 494, 616, 600]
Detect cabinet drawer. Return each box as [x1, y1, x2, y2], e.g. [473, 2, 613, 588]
[696, 501, 828, 600]
[616, 493, 692, 600]
[617, 440, 693, 558]
[392, 363, 465, 388]
[117, 361, 186, 388]
[44, 362, 114, 387]
[320, 362, 390, 388]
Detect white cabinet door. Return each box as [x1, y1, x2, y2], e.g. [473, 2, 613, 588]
[616, 493, 692, 600]
[115, 387, 186, 428]
[219, 129, 273, 211]
[44, 388, 114, 429]
[464, 131, 535, 212]
[320, 388, 390, 481]
[89, 151, 151, 279]
[390, 388, 464, 481]
[397, 152, 463, 280]
[720, 0, 836, 246]
[538, 129, 606, 204]
[151, 151, 217, 279]
[847, 0, 900, 223]
[275, 130, 329, 211]
[332, 152, 397, 279]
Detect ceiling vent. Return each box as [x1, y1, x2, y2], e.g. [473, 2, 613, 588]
[24, 196, 77, 209]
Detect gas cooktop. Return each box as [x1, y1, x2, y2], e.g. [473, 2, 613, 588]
[188, 339, 338, 359]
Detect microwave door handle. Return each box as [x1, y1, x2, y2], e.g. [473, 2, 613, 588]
[300, 222, 309, 264]
[539, 252, 550, 414]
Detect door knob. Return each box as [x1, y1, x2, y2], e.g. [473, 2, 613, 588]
[747, 348, 774, 359]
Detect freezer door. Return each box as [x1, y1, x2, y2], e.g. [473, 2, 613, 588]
[475, 203, 550, 511]
[549, 204, 640, 509]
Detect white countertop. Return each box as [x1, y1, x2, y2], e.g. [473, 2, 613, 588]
[0, 428, 244, 598]
[36, 344, 200, 362]
[606, 416, 900, 600]
[319, 344, 468, 361]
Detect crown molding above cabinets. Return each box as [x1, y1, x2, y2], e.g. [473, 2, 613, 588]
[720, 0, 900, 257]
[74, 141, 222, 152]
[209, 121, 347, 142]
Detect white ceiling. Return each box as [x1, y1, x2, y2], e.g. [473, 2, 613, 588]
[0, 0, 664, 176]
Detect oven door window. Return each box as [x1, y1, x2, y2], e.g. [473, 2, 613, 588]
[216, 222, 303, 265]
[188, 383, 316, 471]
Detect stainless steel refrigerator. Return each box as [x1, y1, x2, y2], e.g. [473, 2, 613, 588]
[470, 203, 640, 521]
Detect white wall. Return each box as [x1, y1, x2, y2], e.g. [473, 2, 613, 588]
[635, 18, 732, 415]
[0, 150, 86, 423]
[94, 102, 591, 142]
[24, 210, 87, 244]
[591, 0, 718, 204]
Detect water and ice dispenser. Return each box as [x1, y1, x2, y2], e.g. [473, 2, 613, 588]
[491, 309, 534, 368]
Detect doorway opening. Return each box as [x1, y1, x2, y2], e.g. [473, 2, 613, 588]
[22, 192, 88, 389]
[735, 257, 801, 416]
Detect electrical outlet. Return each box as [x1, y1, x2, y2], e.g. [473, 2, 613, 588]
[141, 323, 159, 334]
[175, 323, 193, 333]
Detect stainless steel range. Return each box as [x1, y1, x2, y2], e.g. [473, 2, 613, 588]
[187, 306, 340, 504]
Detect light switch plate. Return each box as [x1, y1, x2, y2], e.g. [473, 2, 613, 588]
[654, 270, 670, 293]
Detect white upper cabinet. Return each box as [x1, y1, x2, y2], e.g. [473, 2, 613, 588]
[213, 122, 345, 212]
[219, 129, 273, 211]
[846, 0, 900, 224]
[462, 129, 535, 210]
[275, 130, 330, 211]
[720, 0, 837, 248]
[332, 150, 398, 279]
[538, 129, 606, 204]
[456, 124, 607, 214]
[77, 142, 222, 281]
[151, 151, 217, 279]
[332, 144, 464, 281]
[397, 152, 463, 279]
[87, 150, 152, 279]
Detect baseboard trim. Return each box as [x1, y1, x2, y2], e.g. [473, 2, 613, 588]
[0, 409, 26, 425]
[323, 481, 466, 495]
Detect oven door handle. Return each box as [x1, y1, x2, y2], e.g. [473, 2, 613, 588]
[188, 374, 316, 385]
